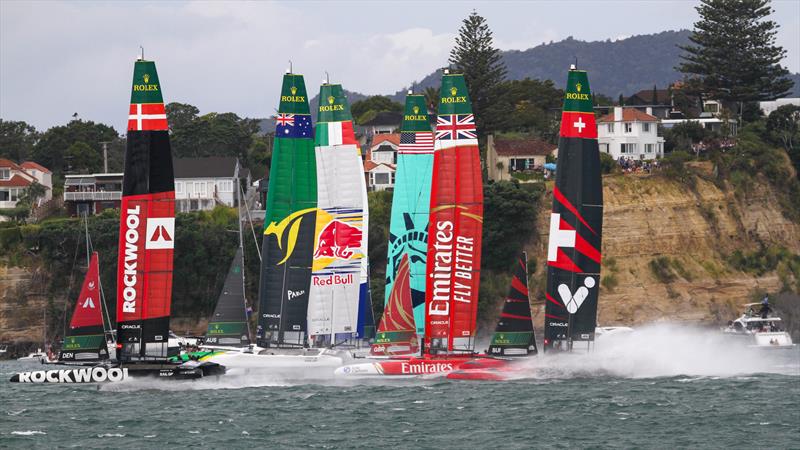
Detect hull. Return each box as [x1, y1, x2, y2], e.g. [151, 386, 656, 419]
[335, 355, 504, 377]
[200, 347, 348, 378]
[9, 360, 224, 383]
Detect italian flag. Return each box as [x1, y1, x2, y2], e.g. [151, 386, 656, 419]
[316, 121, 357, 146]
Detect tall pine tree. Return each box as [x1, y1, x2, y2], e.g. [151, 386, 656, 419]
[677, 0, 793, 106]
[449, 11, 506, 137]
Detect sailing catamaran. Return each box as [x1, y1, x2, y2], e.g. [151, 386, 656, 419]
[543, 65, 603, 353]
[336, 71, 495, 377]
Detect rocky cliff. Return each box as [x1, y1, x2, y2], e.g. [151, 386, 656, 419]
[529, 172, 800, 329]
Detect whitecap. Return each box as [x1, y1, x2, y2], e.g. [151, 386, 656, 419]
[11, 431, 46, 436]
[6, 409, 27, 416]
[97, 433, 126, 437]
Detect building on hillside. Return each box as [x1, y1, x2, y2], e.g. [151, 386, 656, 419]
[486, 135, 557, 182]
[363, 134, 399, 191]
[0, 159, 53, 209]
[660, 113, 738, 136]
[174, 157, 247, 212]
[597, 107, 665, 160]
[64, 172, 123, 216]
[625, 88, 672, 119]
[759, 98, 800, 116]
[360, 111, 402, 136]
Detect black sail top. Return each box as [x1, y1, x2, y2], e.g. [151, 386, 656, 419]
[206, 247, 251, 347]
[488, 253, 537, 356]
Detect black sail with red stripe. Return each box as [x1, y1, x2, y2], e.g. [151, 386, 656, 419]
[488, 253, 537, 356]
[116, 58, 176, 361]
[543, 67, 603, 351]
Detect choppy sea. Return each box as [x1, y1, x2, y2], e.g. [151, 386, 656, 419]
[1, 325, 798, 449]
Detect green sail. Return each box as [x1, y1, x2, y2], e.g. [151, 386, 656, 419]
[257, 73, 317, 347]
[385, 94, 434, 334]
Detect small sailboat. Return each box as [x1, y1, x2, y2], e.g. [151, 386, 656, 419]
[370, 254, 419, 356]
[203, 247, 251, 348]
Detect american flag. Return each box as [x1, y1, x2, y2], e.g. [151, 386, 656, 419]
[435, 114, 476, 141]
[399, 132, 434, 154]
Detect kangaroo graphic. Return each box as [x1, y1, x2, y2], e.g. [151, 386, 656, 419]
[557, 277, 596, 314]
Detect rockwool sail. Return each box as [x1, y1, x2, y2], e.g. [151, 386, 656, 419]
[488, 253, 537, 357]
[258, 73, 317, 347]
[425, 73, 483, 354]
[543, 67, 603, 352]
[372, 254, 419, 356]
[206, 247, 250, 347]
[58, 252, 109, 362]
[308, 83, 368, 345]
[385, 93, 434, 335]
[116, 58, 176, 361]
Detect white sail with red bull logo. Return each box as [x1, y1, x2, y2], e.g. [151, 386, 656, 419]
[307, 83, 368, 343]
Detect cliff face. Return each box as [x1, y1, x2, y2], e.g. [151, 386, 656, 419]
[530, 173, 800, 328]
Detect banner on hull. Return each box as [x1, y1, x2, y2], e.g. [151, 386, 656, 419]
[258, 74, 317, 347]
[116, 59, 176, 361]
[385, 94, 434, 335]
[424, 74, 483, 354]
[543, 68, 603, 351]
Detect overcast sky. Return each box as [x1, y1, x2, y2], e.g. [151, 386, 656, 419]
[2, 0, 798, 132]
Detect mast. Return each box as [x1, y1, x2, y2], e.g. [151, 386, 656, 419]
[385, 93, 434, 337]
[257, 72, 316, 348]
[424, 72, 483, 354]
[308, 82, 366, 347]
[115, 57, 176, 362]
[237, 183, 252, 343]
[543, 66, 603, 352]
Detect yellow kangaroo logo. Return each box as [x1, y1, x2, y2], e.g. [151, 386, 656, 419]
[264, 208, 317, 265]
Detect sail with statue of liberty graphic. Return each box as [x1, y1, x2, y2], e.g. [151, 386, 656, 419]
[307, 82, 370, 346]
[543, 66, 603, 352]
[257, 73, 317, 348]
[385, 93, 434, 336]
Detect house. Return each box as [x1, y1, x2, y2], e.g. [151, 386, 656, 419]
[597, 107, 665, 160]
[486, 135, 557, 182]
[174, 157, 246, 212]
[625, 88, 672, 119]
[360, 111, 402, 136]
[660, 114, 738, 136]
[0, 159, 53, 209]
[364, 134, 399, 191]
[64, 172, 123, 216]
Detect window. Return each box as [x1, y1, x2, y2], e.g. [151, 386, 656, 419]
[175, 182, 184, 194]
[607, 123, 615, 133]
[600, 143, 610, 153]
[369, 173, 375, 185]
[10, 188, 20, 201]
[0, 168, 9, 180]
[642, 123, 651, 133]
[624, 123, 633, 133]
[645, 144, 654, 153]
[374, 173, 390, 185]
[0, 190, 8, 201]
[195, 181, 207, 197]
[621, 143, 636, 154]
[390, 173, 396, 184]
[219, 180, 233, 192]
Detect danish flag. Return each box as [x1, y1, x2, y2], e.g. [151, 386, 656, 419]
[128, 103, 168, 131]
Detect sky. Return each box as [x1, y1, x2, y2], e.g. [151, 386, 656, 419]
[1, 0, 799, 132]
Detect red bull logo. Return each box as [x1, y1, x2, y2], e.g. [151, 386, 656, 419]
[314, 220, 362, 259]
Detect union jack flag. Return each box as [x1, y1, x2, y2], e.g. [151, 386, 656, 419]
[435, 114, 476, 140]
[276, 113, 295, 127]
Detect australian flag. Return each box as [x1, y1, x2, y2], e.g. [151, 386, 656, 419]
[276, 113, 313, 139]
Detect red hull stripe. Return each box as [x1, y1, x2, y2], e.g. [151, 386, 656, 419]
[553, 186, 597, 235]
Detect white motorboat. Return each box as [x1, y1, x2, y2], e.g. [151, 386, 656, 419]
[17, 348, 47, 362]
[199, 345, 356, 379]
[723, 303, 795, 349]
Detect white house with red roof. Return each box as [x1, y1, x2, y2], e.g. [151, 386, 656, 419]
[364, 134, 399, 191]
[597, 107, 665, 160]
[0, 158, 53, 209]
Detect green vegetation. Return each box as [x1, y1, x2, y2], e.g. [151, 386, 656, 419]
[366, 190, 393, 320]
[727, 246, 800, 284]
[351, 96, 403, 126]
[599, 152, 619, 175]
[0, 207, 247, 340]
[601, 274, 619, 291]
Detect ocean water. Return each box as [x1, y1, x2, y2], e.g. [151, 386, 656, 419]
[1, 325, 798, 449]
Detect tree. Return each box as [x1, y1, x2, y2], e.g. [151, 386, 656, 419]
[766, 104, 800, 171]
[677, 0, 793, 108]
[0, 120, 38, 161]
[350, 96, 402, 125]
[166, 102, 200, 131]
[65, 141, 102, 173]
[31, 119, 119, 175]
[481, 180, 539, 271]
[490, 78, 563, 138]
[449, 11, 507, 136]
[423, 86, 439, 115]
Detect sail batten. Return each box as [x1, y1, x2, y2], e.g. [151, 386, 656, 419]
[116, 59, 176, 361]
[543, 68, 604, 351]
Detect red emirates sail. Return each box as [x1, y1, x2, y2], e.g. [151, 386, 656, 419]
[116, 58, 176, 361]
[424, 73, 483, 354]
